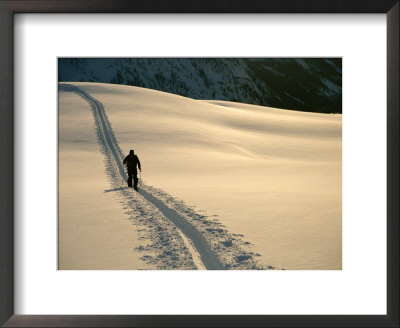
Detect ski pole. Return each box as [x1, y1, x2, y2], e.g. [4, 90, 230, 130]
[121, 162, 125, 187]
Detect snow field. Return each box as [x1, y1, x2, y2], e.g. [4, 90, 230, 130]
[59, 82, 342, 270]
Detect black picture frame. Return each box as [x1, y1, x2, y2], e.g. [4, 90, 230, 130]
[0, 1, 398, 327]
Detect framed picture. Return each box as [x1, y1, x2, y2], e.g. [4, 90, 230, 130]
[1, 0, 398, 327]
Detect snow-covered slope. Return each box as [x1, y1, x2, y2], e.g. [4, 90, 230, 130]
[58, 58, 342, 113]
[59, 82, 342, 270]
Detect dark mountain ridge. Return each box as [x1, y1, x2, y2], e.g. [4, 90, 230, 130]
[58, 58, 342, 113]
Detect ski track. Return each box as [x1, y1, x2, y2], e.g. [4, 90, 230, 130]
[59, 83, 277, 270]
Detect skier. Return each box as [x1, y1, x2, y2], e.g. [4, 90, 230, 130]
[123, 149, 141, 190]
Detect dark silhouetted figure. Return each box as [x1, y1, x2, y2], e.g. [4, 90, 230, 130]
[123, 149, 141, 190]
